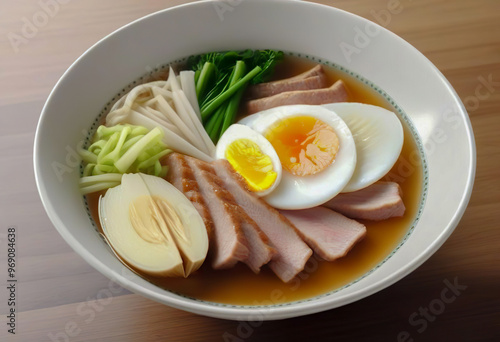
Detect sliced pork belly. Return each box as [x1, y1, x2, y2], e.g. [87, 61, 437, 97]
[248, 65, 325, 99]
[323, 182, 405, 221]
[247, 75, 327, 99]
[213, 159, 312, 283]
[163, 153, 214, 238]
[246, 79, 348, 114]
[238, 219, 276, 273]
[184, 155, 275, 273]
[183, 155, 249, 269]
[280, 207, 366, 261]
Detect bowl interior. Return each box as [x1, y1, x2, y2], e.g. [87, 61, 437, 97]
[34, 0, 475, 320]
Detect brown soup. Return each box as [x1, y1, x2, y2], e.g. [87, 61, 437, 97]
[86, 54, 424, 305]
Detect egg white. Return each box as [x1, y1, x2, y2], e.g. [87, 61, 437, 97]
[322, 103, 404, 192]
[215, 124, 282, 197]
[239, 105, 357, 209]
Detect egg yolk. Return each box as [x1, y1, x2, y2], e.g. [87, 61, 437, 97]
[225, 139, 277, 192]
[265, 115, 339, 176]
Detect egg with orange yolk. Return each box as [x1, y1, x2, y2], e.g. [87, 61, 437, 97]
[239, 105, 357, 209]
[264, 115, 340, 177]
[215, 124, 282, 197]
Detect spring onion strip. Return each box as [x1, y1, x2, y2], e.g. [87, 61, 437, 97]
[137, 148, 172, 170]
[83, 163, 96, 177]
[221, 87, 245, 135]
[78, 147, 98, 164]
[80, 173, 123, 187]
[120, 134, 144, 153]
[97, 132, 120, 163]
[80, 182, 121, 195]
[99, 125, 131, 165]
[196, 62, 215, 99]
[114, 127, 162, 173]
[201, 66, 262, 119]
[93, 164, 116, 174]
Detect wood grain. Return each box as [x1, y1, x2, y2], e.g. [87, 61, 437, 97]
[1, 0, 499, 341]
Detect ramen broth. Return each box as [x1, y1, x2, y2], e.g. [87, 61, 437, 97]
[86, 55, 423, 305]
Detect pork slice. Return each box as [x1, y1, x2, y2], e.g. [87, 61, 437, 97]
[163, 152, 184, 190]
[246, 79, 348, 114]
[249, 65, 324, 98]
[186, 157, 276, 273]
[323, 182, 405, 221]
[183, 156, 249, 269]
[280, 207, 366, 261]
[238, 219, 276, 273]
[163, 153, 214, 239]
[247, 75, 327, 99]
[213, 159, 312, 283]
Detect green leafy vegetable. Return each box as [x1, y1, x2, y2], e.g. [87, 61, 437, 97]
[188, 49, 283, 142]
[78, 124, 172, 194]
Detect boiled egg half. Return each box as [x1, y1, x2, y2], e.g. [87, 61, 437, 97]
[215, 124, 282, 197]
[322, 103, 404, 192]
[239, 105, 357, 209]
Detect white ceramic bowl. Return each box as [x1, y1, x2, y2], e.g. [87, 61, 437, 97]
[34, 0, 475, 320]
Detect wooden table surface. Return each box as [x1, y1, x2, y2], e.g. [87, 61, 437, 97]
[1, 0, 499, 341]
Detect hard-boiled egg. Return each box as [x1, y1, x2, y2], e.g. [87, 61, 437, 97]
[239, 105, 357, 209]
[215, 124, 282, 197]
[99, 173, 208, 277]
[322, 103, 404, 192]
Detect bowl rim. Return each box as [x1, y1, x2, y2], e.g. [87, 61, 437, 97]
[34, 0, 476, 320]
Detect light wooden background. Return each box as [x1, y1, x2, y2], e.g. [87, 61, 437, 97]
[1, 0, 499, 341]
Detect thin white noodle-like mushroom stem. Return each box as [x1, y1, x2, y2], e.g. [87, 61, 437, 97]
[123, 81, 167, 107]
[135, 103, 170, 124]
[155, 95, 203, 148]
[143, 107, 183, 137]
[143, 97, 159, 108]
[168, 67, 181, 92]
[163, 78, 171, 90]
[110, 93, 127, 113]
[152, 86, 173, 99]
[105, 67, 215, 160]
[180, 70, 201, 121]
[123, 111, 213, 162]
[171, 91, 209, 155]
[110, 80, 169, 113]
[106, 106, 131, 126]
[133, 106, 182, 137]
[173, 90, 215, 156]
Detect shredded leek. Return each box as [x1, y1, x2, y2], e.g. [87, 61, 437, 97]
[78, 124, 172, 194]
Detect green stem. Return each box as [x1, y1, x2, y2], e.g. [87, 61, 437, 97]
[201, 65, 261, 120]
[114, 127, 162, 173]
[220, 87, 245, 138]
[210, 109, 226, 143]
[195, 62, 215, 100]
[205, 105, 226, 142]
